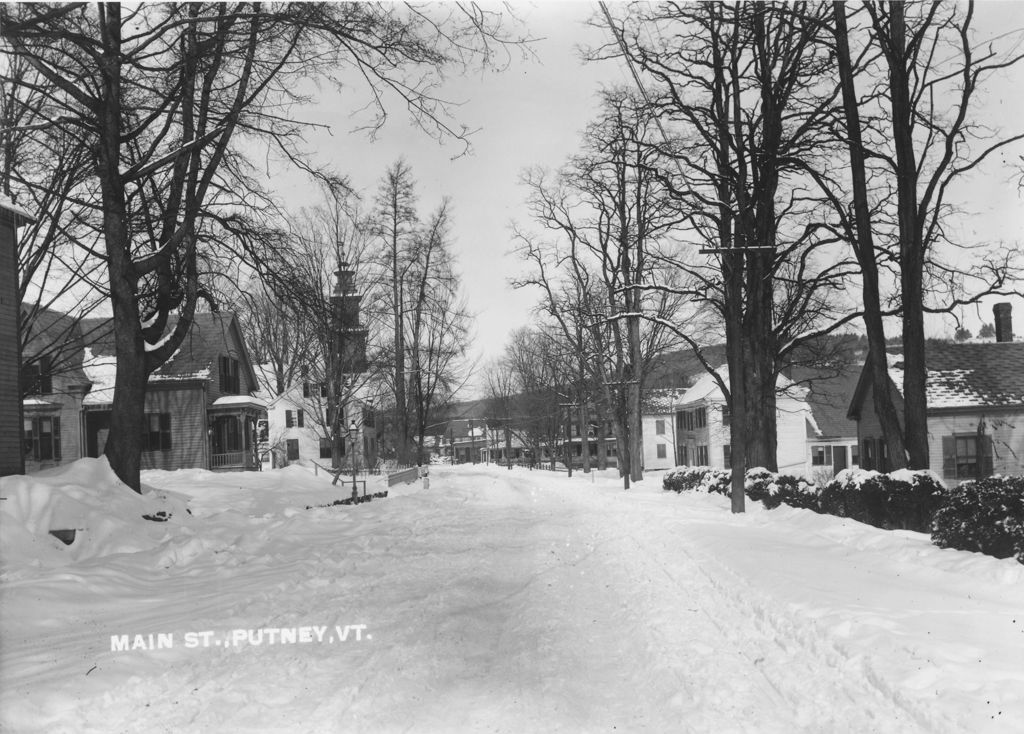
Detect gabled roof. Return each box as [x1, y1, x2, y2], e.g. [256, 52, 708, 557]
[849, 341, 1024, 417]
[21, 307, 92, 387]
[82, 311, 258, 404]
[787, 366, 861, 440]
[665, 365, 807, 409]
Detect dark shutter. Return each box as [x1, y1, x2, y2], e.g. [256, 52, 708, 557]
[285, 410, 293, 428]
[941, 435, 956, 479]
[297, 410, 304, 428]
[160, 413, 172, 450]
[53, 416, 61, 460]
[303, 383, 310, 398]
[979, 434, 993, 478]
[39, 356, 52, 394]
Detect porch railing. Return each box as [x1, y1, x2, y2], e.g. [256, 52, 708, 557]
[211, 451, 246, 469]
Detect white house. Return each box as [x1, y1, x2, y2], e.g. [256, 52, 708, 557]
[641, 388, 689, 470]
[644, 367, 812, 475]
[256, 368, 376, 470]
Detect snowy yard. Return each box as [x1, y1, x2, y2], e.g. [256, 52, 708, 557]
[2, 460, 1022, 733]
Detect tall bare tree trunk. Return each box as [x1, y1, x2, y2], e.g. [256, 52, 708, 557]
[832, 2, 907, 469]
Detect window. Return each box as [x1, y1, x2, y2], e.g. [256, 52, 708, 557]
[655, 419, 665, 436]
[24, 416, 61, 460]
[696, 445, 709, 465]
[695, 407, 707, 428]
[723, 444, 731, 468]
[942, 434, 992, 480]
[320, 384, 329, 398]
[21, 357, 53, 396]
[607, 445, 617, 456]
[297, 409, 304, 428]
[303, 382, 311, 398]
[286, 439, 299, 461]
[142, 413, 171, 451]
[285, 410, 294, 428]
[851, 443, 860, 466]
[319, 437, 332, 459]
[656, 444, 667, 459]
[811, 445, 833, 466]
[219, 356, 240, 394]
[680, 445, 689, 465]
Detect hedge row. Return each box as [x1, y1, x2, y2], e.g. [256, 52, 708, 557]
[663, 466, 1024, 564]
[931, 477, 1024, 564]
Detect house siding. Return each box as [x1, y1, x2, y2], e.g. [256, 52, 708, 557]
[642, 414, 676, 470]
[23, 384, 88, 473]
[0, 214, 23, 475]
[140, 385, 209, 471]
[927, 409, 1024, 483]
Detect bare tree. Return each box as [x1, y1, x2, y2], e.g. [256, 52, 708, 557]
[597, 2, 859, 510]
[2, 2, 528, 490]
[513, 90, 685, 485]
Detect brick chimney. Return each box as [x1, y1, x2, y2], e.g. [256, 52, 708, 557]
[994, 302, 1013, 343]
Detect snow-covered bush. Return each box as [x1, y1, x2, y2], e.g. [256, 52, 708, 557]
[818, 469, 945, 532]
[931, 476, 1024, 564]
[744, 468, 819, 510]
[662, 466, 730, 494]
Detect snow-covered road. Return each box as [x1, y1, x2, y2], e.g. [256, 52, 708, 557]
[2, 462, 1022, 733]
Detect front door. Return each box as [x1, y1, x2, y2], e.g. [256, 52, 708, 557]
[833, 445, 848, 474]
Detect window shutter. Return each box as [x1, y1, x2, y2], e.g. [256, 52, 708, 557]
[941, 435, 956, 479]
[39, 356, 52, 394]
[53, 416, 62, 460]
[979, 434, 993, 478]
[285, 410, 293, 428]
[297, 410, 304, 428]
[303, 382, 310, 398]
[161, 413, 172, 450]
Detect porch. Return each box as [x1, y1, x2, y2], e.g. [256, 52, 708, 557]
[208, 396, 267, 472]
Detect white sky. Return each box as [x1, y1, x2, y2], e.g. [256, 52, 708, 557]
[271, 1, 1024, 396]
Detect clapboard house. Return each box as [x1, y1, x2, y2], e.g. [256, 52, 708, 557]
[848, 303, 1024, 484]
[82, 311, 266, 471]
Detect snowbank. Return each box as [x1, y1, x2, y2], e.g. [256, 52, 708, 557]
[0, 458, 194, 573]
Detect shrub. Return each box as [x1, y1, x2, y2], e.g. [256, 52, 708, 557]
[818, 469, 945, 532]
[931, 476, 1024, 564]
[745, 468, 819, 510]
[663, 466, 730, 495]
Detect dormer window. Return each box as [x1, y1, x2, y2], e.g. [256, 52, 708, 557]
[21, 356, 52, 396]
[219, 356, 240, 394]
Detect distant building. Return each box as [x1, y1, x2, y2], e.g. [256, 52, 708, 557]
[848, 303, 1024, 484]
[0, 198, 33, 477]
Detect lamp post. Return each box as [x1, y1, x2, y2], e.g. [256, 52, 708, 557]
[346, 418, 359, 502]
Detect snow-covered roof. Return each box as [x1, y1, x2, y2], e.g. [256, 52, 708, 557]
[0, 194, 34, 222]
[664, 366, 808, 410]
[887, 342, 1024, 410]
[211, 395, 267, 409]
[641, 387, 690, 415]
